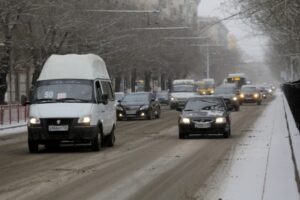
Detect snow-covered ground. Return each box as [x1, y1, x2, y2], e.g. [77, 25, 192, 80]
[0, 122, 27, 137]
[196, 92, 300, 200]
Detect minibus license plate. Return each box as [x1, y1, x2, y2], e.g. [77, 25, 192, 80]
[48, 125, 69, 132]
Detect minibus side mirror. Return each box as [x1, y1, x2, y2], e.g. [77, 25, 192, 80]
[100, 94, 109, 105]
[21, 95, 29, 106]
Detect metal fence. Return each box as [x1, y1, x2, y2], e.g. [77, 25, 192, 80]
[0, 104, 29, 125]
[282, 80, 300, 130]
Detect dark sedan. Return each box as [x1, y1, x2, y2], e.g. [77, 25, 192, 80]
[214, 85, 240, 111]
[177, 96, 231, 139]
[116, 92, 161, 120]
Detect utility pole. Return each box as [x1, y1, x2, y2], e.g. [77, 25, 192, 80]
[206, 45, 210, 79]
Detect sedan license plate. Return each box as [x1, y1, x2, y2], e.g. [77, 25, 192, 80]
[195, 123, 211, 129]
[126, 110, 137, 115]
[48, 125, 69, 132]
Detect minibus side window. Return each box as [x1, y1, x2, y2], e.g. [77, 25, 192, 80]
[95, 81, 102, 102]
[101, 81, 114, 101]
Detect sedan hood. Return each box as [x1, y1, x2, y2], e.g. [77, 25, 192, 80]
[183, 110, 225, 118]
[170, 92, 197, 99]
[120, 102, 148, 107]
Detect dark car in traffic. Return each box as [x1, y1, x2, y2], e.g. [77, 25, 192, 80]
[214, 84, 240, 111]
[155, 91, 169, 105]
[177, 96, 231, 139]
[240, 85, 262, 105]
[116, 92, 161, 120]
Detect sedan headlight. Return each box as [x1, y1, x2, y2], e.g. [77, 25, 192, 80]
[180, 117, 191, 124]
[254, 93, 259, 98]
[78, 116, 91, 124]
[29, 117, 41, 125]
[232, 96, 238, 101]
[240, 93, 245, 98]
[140, 105, 149, 110]
[170, 97, 176, 101]
[216, 117, 226, 124]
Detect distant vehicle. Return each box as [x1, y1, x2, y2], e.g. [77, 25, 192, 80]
[198, 78, 215, 95]
[115, 92, 125, 104]
[155, 91, 169, 105]
[240, 85, 262, 105]
[116, 92, 161, 120]
[226, 73, 247, 89]
[177, 96, 231, 139]
[169, 79, 197, 109]
[21, 54, 116, 152]
[214, 84, 240, 111]
[256, 85, 269, 99]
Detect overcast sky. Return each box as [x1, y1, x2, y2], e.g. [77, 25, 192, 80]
[198, 0, 268, 62]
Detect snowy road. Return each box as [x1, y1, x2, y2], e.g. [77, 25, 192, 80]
[0, 97, 283, 200]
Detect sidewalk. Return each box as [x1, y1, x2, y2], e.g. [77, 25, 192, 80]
[197, 93, 300, 200]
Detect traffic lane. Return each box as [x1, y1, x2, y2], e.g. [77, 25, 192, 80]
[0, 99, 271, 200]
[19, 101, 270, 200]
[0, 109, 178, 191]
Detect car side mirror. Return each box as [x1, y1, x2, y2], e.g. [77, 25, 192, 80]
[21, 95, 29, 106]
[236, 91, 240, 95]
[176, 107, 183, 112]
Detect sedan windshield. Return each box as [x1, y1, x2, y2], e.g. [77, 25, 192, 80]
[173, 85, 195, 92]
[184, 98, 225, 111]
[122, 93, 149, 103]
[33, 80, 94, 103]
[215, 87, 235, 94]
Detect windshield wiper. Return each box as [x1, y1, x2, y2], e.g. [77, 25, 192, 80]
[57, 98, 89, 103]
[37, 98, 57, 102]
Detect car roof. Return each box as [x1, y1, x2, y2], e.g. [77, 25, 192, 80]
[126, 92, 151, 95]
[217, 84, 236, 88]
[189, 95, 224, 100]
[241, 85, 257, 88]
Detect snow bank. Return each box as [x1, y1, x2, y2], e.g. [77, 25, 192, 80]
[0, 123, 27, 137]
[196, 94, 300, 200]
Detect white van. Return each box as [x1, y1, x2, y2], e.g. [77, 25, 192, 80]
[21, 54, 116, 153]
[169, 79, 197, 109]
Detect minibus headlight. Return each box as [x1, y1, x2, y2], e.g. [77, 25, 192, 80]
[78, 116, 91, 124]
[29, 117, 41, 125]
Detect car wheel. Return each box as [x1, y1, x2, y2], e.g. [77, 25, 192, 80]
[156, 108, 161, 119]
[105, 126, 116, 147]
[179, 131, 187, 139]
[28, 140, 39, 153]
[148, 110, 154, 120]
[222, 124, 231, 138]
[91, 127, 102, 151]
[235, 105, 240, 111]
